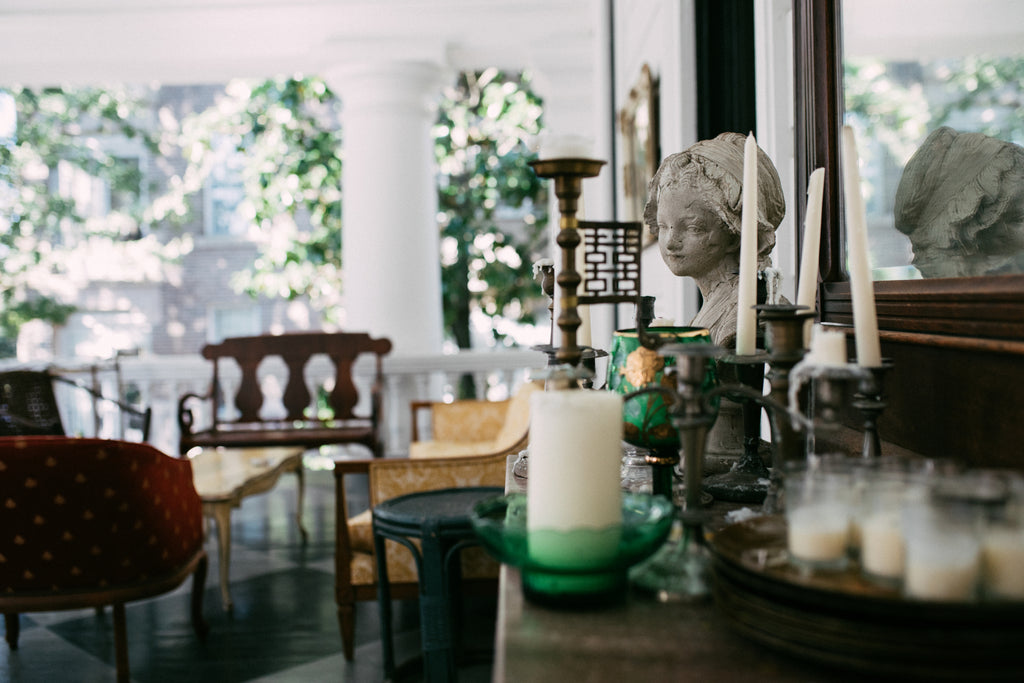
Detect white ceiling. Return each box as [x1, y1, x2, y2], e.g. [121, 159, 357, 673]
[844, 0, 1023, 60]
[0, 0, 599, 87]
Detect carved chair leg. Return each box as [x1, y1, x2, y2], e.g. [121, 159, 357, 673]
[112, 603, 130, 683]
[339, 604, 356, 661]
[192, 554, 210, 640]
[4, 613, 19, 650]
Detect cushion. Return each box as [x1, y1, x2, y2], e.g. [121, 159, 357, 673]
[429, 400, 508, 442]
[492, 380, 543, 449]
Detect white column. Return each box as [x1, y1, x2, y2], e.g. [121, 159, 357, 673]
[324, 61, 448, 356]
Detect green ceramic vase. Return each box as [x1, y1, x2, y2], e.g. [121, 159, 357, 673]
[606, 326, 716, 452]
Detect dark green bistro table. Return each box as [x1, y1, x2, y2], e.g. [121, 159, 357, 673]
[372, 486, 503, 682]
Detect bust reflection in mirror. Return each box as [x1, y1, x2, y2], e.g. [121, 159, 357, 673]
[895, 126, 1024, 278]
[643, 132, 787, 349]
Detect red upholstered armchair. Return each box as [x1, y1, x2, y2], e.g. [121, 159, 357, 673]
[0, 436, 208, 683]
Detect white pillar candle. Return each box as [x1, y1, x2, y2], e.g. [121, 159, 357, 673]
[796, 168, 825, 312]
[735, 133, 759, 356]
[806, 324, 847, 366]
[982, 528, 1024, 599]
[527, 390, 623, 566]
[841, 126, 882, 368]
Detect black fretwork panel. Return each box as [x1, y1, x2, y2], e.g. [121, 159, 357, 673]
[578, 220, 643, 305]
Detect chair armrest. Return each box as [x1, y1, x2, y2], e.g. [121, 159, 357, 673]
[176, 390, 213, 436]
[410, 401, 435, 442]
[333, 456, 377, 590]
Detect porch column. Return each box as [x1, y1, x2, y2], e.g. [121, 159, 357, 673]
[324, 61, 448, 356]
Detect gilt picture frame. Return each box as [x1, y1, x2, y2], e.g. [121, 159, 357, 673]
[620, 63, 659, 247]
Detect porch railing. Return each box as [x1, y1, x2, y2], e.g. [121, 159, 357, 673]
[2, 348, 547, 458]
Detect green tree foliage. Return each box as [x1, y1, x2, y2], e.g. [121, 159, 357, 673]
[845, 55, 1024, 171]
[181, 70, 548, 348]
[434, 68, 548, 349]
[176, 77, 345, 314]
[0, 85, 158, 356]
[1, 71, 550, 357]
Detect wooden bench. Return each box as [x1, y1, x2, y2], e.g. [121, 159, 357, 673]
[177, 331, 392, 457]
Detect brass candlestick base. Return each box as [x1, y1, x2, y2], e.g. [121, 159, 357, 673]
[852, 360, 893, 459]
[529, 158, 605, 368]
[703, 353, 772, 504]
[630, 342, 723, 603]
[755, 304, 814, 513]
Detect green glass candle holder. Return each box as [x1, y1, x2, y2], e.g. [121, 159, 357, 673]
[470, 493, 674, 607]
[607, 327, 717, 451]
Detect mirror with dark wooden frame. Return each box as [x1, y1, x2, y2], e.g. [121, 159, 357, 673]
[792, 0, 1024, 465]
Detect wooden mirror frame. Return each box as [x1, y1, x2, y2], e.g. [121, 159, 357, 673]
[792, 0, 1024, 465]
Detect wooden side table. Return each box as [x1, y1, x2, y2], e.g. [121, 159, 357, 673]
[188, 445, 307, 610]
[372, 486, 502, 682]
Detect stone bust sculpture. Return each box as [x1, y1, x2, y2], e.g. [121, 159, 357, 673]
[895, 126, 1024, 278]
[643, 132, 787, 349]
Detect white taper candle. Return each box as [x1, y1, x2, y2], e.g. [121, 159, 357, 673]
[841, 126, 882, 368]
[735, 132, 759, 356]
[797, 168, 825, 312]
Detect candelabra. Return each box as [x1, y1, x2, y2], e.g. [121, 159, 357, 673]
[630, 342, 723, 601]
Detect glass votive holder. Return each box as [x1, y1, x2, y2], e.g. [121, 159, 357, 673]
[785, 463, 854, 571]
[858, 474, 916, 586]
[620, 443, 653, 494]
[981, 470, 1024, 601]
[902, 479, 984, 602]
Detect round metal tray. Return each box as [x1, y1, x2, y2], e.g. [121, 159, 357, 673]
[707, 515, 1024, 681]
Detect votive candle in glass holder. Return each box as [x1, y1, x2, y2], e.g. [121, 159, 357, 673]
[982, 525, 1024, 600]
[859, 475, 919, 585]
[902, 482, 983, 602]
[785, 463, 854, 570]
[981, 471, 1024, 601]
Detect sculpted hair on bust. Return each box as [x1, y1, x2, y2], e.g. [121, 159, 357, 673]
[643, 132, 786, 269]
[895, 126, 1024, 277]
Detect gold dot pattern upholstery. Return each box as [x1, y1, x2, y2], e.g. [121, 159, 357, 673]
[0, 436, 204, 594]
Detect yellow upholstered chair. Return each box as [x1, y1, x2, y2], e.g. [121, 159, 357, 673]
[332, 380, 541, 661]
[408, 379, 542, 459]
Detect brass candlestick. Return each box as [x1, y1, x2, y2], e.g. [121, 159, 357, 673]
[529, 158, 606, 368]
